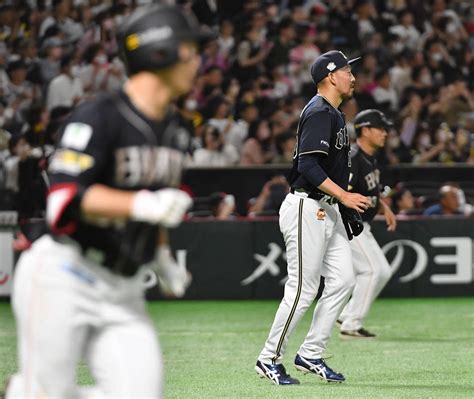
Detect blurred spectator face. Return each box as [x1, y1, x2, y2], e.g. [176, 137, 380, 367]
[48, 45, 63, 60]
[455, 127, 469, 147]
[56, 0, 71, 17]
[362, 53, 377, 73]
[206, 68, 223, 86]
[203, 126, 222, 150]
[400, 11, 414, 26]
[240, 105, 258, 123]
[302, 28, 317, 44]
[398, 190, 415, 211]
[215, 102, 230, 118]
[440, 187, 459, 213]
[252, 11, 266, 29]
[387, 130, 401, 149]
[377, 72, 390, 88]
[256, 120, 271, 141]
[417, 67, 432, 87]
[220, 20, 234, 37]
[9, 64, 27, 84]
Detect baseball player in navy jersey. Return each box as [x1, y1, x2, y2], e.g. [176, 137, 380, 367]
[255, 50, 371, 385]
[3, 5, 211, 399]
[337, 109, 397, 338]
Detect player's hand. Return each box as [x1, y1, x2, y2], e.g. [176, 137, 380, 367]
[339, 191, 371, 213]
[153, 245, 192, 298]
[382, 203, 397, 231]
[131, 188, 192, 227]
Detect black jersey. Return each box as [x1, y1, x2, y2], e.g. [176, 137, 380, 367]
[348, 145, 380, 221]
[48, 90, 185, 276]
[288, 95, 350, 196]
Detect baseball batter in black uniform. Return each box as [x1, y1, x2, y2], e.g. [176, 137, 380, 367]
[256, 51, 371, 385]
[338, 109, 397, 338]
[5, 5, 211, 399]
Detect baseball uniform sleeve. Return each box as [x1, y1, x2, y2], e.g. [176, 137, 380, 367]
[47, 102, 114, 233]
[298, 111, 332, 156]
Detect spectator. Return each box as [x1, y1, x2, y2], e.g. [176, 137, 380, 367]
[273, 131, 296, 164]
[390, 186, 418, 215]
[248, 175, 289, 216]
[372, 69, 398, 115]
[289, 26, 320, 95]
[265, 17, 296, 71]
[227, 102, 259, 152]
[38, 36, 63, 86]
[240, 119, 275, 165]
[388, 9, 421, 50]
[423, 185, 463, 216]
[217, 19, 235, 58]
[46, 53, 83, 110]
[232, 26, 272, 83]
[192, 124, 239, 167]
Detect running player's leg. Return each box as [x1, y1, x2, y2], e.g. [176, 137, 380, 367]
[340, 225, 391, 332]
[298, 213, 355, 358]
[86, 312, 163, 399]
[258, 194, 326, 364]
[8, 236, 91, 399]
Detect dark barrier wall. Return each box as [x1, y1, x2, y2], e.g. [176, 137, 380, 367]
[182, 165, 474, 215]
[155, 217, 474, 300]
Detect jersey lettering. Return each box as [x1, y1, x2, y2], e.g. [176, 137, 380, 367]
[114, 146, 184, 187]
[364, 170, 380, 191]
[335, 126, 349, 150]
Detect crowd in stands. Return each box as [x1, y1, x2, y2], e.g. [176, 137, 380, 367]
[0, 0, 473, 219]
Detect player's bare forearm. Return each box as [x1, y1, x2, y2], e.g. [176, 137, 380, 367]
[380, 200, 397, 231]
[318, 178, 370, 213]
[81, 184, 135, 219]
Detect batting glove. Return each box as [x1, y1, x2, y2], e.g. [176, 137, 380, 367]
[131, 188, 192, 227]
[154, 244, 192, 298]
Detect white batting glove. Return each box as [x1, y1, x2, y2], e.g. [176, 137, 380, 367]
[154, 245, 192, 298]
[131, 188, 192, 227]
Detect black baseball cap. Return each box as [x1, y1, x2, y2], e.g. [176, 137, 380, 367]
[310, 50, 361, 85]
[354, 109, 393, 130]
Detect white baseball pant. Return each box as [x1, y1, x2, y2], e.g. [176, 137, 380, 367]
[339, 222, 392, 331]
[6, 235, 163, 399]
[258, 192, 355, 364]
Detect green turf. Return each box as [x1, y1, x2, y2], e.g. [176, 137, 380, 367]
[1, 298, 473, 398]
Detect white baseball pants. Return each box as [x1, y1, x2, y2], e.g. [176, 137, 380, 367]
[339, 222, 392, 331]
[6, 235, 163, 399]
[258, 192, 355, 364]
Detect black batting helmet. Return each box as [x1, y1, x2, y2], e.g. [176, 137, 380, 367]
[117, 4, 213, 76]
[353, 109, 393, 136]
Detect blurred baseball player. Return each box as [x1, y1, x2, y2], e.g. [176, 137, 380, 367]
[337, 109, 396, 338]
[256, 51, 370, 385]
[4, 5, 210, 399]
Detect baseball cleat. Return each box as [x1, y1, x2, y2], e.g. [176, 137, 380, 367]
[294, 354, 345, 383]
[255, 360, 300, 385]
[335, 319, 343, 329]
[340, 328, 376, 339]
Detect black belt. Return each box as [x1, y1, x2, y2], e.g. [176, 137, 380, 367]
[290, 188, 339, 205]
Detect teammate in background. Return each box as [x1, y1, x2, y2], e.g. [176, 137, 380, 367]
[255, 50, 371, 385]
[337, 109, 397, 338]
[4, 5, 210, 399]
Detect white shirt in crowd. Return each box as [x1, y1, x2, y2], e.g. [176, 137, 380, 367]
[46, 73, 84, 110]
[192, 145, 239, 167]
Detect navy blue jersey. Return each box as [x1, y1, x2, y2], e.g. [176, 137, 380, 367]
[288, 95, 350, 195]
[48, 90, 185, 276]
[348, 145, 381, 222]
